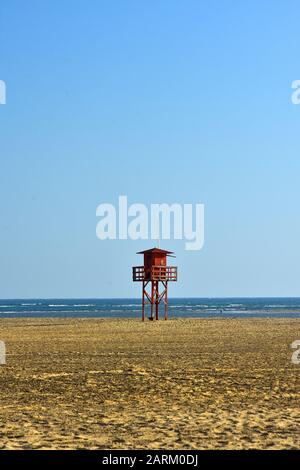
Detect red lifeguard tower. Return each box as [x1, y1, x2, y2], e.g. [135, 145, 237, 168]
[132, 247, 177, 321]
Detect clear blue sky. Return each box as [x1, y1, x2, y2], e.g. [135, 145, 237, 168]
[1, 0, 300, 298]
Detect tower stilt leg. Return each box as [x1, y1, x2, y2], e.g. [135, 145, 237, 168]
[164, 282, 168, 320]
[155, 281, 159, 321]
[150, 281, 154, 320]
[142, 281, 145, 322]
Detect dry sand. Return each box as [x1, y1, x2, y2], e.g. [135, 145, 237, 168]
[0, 318, 299, 449]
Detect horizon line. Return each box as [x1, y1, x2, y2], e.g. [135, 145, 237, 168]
[2, 296, 300, 301]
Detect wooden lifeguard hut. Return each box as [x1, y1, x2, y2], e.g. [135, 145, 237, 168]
[132, 247, 177, 321]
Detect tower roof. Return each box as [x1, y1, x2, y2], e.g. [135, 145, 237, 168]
[137, 247, 175, 256]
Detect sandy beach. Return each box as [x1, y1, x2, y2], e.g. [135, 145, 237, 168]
[0, 318, 299, 449]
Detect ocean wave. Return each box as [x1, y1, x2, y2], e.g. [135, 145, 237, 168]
[48, 304, 69, 307]
[264, 304, 294, 308]
[109, 309, 134, 312]
[113, 304, 139, 307]
[73, 304, 96, 307]
[0, 311, 29, 314]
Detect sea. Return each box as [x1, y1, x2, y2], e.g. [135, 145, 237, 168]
[0, 298, 300, 318]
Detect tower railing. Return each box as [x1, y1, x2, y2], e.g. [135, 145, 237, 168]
[132, 266, 177, 282]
